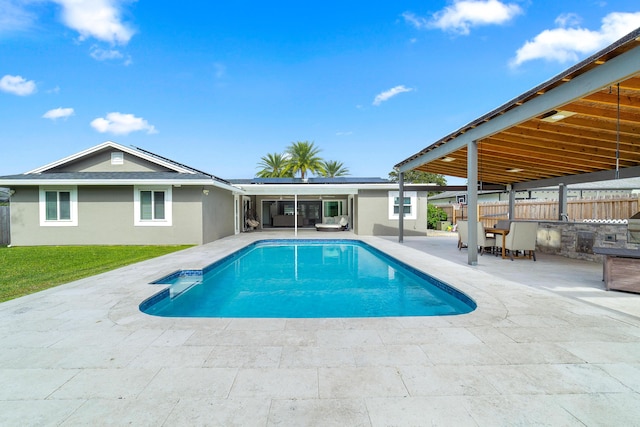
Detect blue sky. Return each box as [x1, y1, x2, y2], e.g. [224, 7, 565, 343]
[1, 1, 639, 184]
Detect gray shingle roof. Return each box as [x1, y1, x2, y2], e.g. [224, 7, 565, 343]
[0, 172, 215, 181]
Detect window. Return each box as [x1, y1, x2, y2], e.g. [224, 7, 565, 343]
[39, 187, 78, 226]
[323, 200, 343, 217]
[388, 191, 417, 220]
[134, 186, 172, 226]
[393, 196, 412, 215]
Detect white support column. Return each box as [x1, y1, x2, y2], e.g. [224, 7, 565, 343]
[508, 186, 515, 220]
[294, 193, 298, 237]
[467, 140, 478, 265]
[398, 172, 404, 243]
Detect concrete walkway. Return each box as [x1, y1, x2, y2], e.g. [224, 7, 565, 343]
[1, 231, 639, 426]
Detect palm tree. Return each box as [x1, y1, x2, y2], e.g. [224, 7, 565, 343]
[256, 153, 293, 178]
[285, 141, 323, 180]
[320, 160, 349, 177]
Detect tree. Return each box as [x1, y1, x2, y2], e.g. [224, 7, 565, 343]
[320, 160, 350, 178]
[256, 153, 294, 178]
[285, 141, 323, 179]
[388, 170, 447, 185]
[427, 204, 449, 229]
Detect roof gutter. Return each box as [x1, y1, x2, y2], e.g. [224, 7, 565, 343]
[0, 177, 245, 194]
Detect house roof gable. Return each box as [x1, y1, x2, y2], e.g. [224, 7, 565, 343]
[27, 141, 198, 175]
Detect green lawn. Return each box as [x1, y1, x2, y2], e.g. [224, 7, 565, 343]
[0, 245, 192, 303]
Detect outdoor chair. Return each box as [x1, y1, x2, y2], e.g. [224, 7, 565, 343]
[478, 222, 497, 255]
[504, 221, 538, 261]
[494, 219, 511, 230]
[457, 221, 496, 255]
[457, 220, 468, 250]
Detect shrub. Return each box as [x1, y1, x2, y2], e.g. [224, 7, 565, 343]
[427, 204, 448, 229]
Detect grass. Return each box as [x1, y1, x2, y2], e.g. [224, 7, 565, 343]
[0, 245, 192, 303]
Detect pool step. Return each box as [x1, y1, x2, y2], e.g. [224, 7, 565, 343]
[169, 273, 203, 298]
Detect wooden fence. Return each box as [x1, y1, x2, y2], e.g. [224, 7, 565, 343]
[0, 205, 9, 246]
[439, 195, 640, 228]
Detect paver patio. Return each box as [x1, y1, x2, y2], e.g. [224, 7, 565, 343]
[1, 231, 639, 426]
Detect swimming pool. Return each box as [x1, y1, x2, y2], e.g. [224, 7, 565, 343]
[140, 239, 476, 318]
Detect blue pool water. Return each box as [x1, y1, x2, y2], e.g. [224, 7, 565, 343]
[140, 240, 476, 318]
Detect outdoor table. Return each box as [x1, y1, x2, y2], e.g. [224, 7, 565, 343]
[593, 247, 640, 293]
[485, 227, 509, 259]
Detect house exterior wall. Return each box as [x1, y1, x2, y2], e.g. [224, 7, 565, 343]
[9, 185, 206, 246]
[52, 148, 174, 173]
[356, 189, 428, 236]
[202, 185, 236, 243]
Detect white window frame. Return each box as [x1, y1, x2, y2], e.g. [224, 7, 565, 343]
[39, 186, 78, 226]
[134, 186, 172, 226]
[323, 200, 344, 218]
[388, 191, 417, 220]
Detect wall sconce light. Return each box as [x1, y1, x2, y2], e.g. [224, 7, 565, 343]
[202, 189, 209, 196]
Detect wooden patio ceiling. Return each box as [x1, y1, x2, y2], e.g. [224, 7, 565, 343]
[395, 29, 640, 188]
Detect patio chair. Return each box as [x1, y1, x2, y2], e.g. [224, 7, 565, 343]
[457, 220, 468, 250]
[457, 221, 496, 255]
[478, 222, 497, 255]
[494, 219, 511, 230]
[504, 221, 538, 261]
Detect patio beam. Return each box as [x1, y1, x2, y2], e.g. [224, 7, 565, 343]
[512, 165, 640, 190]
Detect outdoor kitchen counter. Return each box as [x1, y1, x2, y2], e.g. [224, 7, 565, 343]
[593, 247, 640, 294]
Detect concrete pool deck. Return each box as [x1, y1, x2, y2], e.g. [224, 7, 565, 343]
[1, 230, 639, 426]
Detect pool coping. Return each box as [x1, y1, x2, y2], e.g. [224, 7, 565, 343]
[2, 230, 640, 425]
[139, 238, 477, 318]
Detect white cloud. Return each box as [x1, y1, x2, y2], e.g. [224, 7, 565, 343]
[90, 112, 157, 135]
[0, 74, 37, 96]
[90, 46, 123, 61]
[51, 0, 135, 44]
[555, 13, 582, 28]
[511, 11, 640, 67]
[0, 0, 37, 33]
[402, 12, 429, 30]
[404, 0, 522, 35]
[373, 85, 413, 106]
[43, 107, 74, 120]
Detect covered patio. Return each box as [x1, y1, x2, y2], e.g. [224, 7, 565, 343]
[395, 29, 640, 265]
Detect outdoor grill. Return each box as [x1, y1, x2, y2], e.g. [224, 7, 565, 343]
[628, 211, 640, 244]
